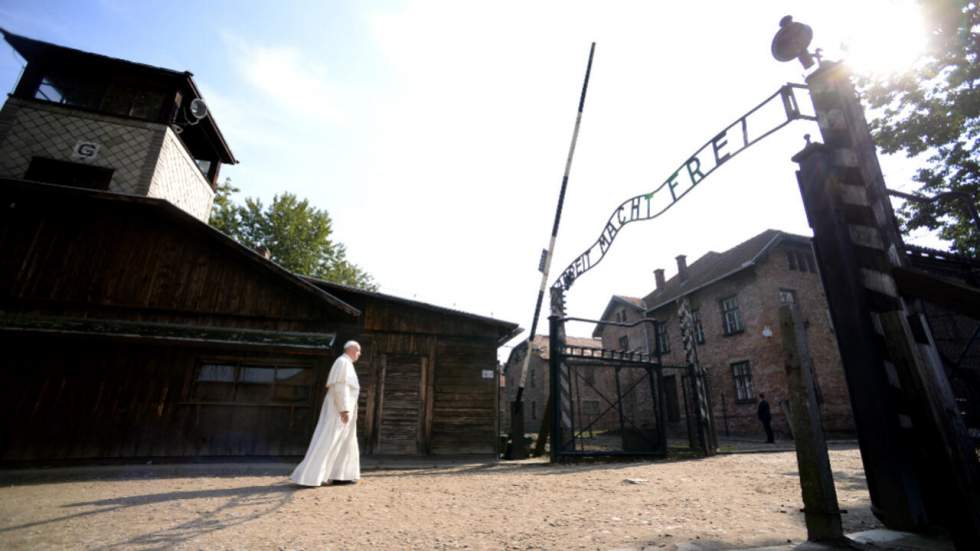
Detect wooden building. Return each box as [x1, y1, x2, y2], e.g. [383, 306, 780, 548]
[0, 180, 358, 461]
[307, 281, 520, 455]
[0, 29, 519, 463]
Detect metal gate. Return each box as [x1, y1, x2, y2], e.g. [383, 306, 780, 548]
[547, 289, 715, 460]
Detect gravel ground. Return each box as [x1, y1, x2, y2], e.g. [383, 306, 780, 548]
[0, 445, 881, 550]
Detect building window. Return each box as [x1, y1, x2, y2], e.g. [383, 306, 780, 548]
[530, 368, 536, 388]
[787, 249, 818, 273]
[656, 321, 670, 354]
[25, 157, 114, 191]
[193, 362, 314, 404]
[531, 401, 537, 420]
[720, 296, 743, 335]
[692, 309, 705, 344]
[584, 368, 595, 385]
[618, 335, 629, 351]
[731, 361, 754, 403]
[32, 71, 167, 122]
[583, 400, 600, 417]
[778, 289, 797, 304]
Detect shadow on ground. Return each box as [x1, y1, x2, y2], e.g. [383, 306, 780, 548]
[0, 481, 299, 551]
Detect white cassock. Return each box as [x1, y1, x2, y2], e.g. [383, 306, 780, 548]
[290, 354, 361, 486]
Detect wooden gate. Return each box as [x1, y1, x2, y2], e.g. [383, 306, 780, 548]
[375, 353, 425, 455]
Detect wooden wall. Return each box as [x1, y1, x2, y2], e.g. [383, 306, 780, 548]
[0, 182, 351, 331]
[0, 335, 329, 462]
[348, 331, 499, 456]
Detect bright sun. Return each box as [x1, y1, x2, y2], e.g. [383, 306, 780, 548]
[838, 0, 928, 77]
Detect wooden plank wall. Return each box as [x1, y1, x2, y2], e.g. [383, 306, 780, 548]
[0, 188, 346, 331]
[430, 338, 497, 454]
[0, 336, 328, 462]
[349, 331, 498, 456]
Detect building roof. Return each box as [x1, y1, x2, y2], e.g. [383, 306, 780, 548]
[507, 335, 602, 366]
[1, 28, 237, 165]
[903, 243, 980, 296]
[643, 229, 813, 313]
[591, 295, 647, 338]
[2, 178, 359, 318]
[305, 277, 522, 345]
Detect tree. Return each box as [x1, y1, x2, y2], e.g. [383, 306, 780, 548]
[858, 0, 979, 256]
[210, 178, 378, 291]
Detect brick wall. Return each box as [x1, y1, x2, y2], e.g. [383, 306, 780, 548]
[503, 346, 550, 433]
[503, 339, 622, 434]
[147, 127, 214, 222]
[647, 243, 854, 438]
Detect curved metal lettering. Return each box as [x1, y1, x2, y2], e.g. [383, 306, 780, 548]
[553, 83, 813, 291]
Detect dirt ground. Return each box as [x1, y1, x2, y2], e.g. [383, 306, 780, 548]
[0, 445, 881, 551]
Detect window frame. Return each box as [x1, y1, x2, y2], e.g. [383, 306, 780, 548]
[190, 360, 316, 406]
[655, 321, 670, 354]
[691, 308, 705, 345]
[731, 361, 754, 403]
[618, 335, 630, 351]
[778, 288, 797, 305]
[720, 295, 744, 336]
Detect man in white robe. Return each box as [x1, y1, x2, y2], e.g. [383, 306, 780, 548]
[290, 340, 361, 486]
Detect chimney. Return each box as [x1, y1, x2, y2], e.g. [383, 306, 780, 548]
[676, 255, 688, 281]
[654, 268, 666, 290]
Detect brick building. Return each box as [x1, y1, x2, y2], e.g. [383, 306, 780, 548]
[597, 229, 855, 438]
[503, 335, 609, 434]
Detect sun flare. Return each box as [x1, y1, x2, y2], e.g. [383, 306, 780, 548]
[839, 0, 928, 77]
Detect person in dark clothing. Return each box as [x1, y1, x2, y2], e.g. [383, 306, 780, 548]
[757, 393, 774, 443]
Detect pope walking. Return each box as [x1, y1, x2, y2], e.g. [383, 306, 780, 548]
[290, 341, 362, 486]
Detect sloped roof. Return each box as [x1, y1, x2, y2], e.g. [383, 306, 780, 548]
[306, 277, 521, 345]
[643, 229, 812, 312]
[616, 295, 645, 308]
[591, 295, 647, 337]
[2, 28, 237, 165]
[507, 335, 602, 368]
[1, 179, 359, 318]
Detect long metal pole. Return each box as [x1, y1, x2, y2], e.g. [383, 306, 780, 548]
[516, 42, 596, 402]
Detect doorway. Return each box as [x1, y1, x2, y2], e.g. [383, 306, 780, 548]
[375, 353, 425, 455]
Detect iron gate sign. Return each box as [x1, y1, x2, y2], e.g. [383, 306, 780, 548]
[553, 83, 814, 291]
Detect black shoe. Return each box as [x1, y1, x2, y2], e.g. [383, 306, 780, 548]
[330, 480, 358, 485]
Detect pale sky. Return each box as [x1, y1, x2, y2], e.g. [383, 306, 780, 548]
[0, 1, 940, 358]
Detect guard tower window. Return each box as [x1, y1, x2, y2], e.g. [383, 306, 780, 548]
[33, 73, 104, 111]
[618, 335, 629, 351]
[32, 71, 166, 122]
[24, 157, 113, 191]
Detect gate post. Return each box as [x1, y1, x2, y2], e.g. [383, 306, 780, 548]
[779, 303, 843, 542]
[678, 298, 717, 455]
[793, 59, 980, 544]
[548, 313, 561, 462]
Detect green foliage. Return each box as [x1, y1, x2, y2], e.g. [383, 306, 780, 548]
[209, 178, 378, 291]
[858, 0, 979, 256]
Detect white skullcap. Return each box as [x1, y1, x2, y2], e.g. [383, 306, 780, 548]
[343, 340, 361, 350]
